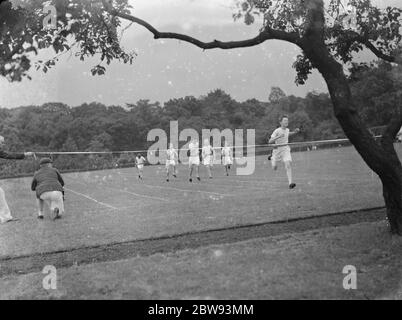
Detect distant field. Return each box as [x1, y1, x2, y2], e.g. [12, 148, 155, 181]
[1, 144, 400, 260]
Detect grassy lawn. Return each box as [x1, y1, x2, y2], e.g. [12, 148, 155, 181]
[0, 147, 390, 257]
[1, 220, 401, 299]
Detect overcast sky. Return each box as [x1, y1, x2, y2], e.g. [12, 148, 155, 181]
[0, 0, 399, 108]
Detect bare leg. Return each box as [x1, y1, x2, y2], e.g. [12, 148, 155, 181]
[37, 198, 44, 218]
[271, 159, 278, 171]
[189, 164, 194, 181]
[206, 165, 212, 178]
[285, 161, 294, 186]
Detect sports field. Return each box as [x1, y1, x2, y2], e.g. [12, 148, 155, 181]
[0, 144, 398, 261]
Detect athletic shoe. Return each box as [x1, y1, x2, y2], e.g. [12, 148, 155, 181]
[289, 183, 296, 189]
[37, 215, 44, 220]
[166, 179, 169, 182]
[197, 177, 201, 181]
[268, 154, 272, 161]
[209, 176, 213, 179]
[173, 174, 177, 178]
[189, 178, 192, 182]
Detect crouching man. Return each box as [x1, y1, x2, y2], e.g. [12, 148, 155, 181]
[31, 158, 65, 220]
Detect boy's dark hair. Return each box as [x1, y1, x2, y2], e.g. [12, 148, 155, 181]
[279, 115, 289, 122]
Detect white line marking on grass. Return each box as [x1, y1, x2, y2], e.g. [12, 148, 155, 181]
[201, 179, 268, 191]
[121, 171, 235, 197]
[65, 187, 118, 210]
[141, 183, 235, 197]
[105, 185, 170, 202]
[66, 176, 169, 202]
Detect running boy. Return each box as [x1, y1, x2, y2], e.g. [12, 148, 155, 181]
[188, 138, 201, 182]
[135, 153, 147, 179]
[166, 143, 178, 182]
[221, 141, 233, 176]
[269, 115, 300, 189]
[202, 139, 214, 179]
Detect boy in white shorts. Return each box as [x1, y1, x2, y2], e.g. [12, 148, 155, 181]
[166, 143, 178, 182]
[269, 115, 300, 189]
[202, 139, 214, 179]
[188, 138, 201, 182]
[135, 153, 146, 180]
[221, 142, 233, 176]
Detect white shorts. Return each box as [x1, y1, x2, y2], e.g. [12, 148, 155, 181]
[0, 187, 12, 223]
[166, 160, 176, 167]
[272, 146, 292, 163]
[40, 191, 64, 215]
[189, 156, 200, 166]
[137, 164, 144, 170]
[223, 157, 233, 166]
[203, 155, 213, 166]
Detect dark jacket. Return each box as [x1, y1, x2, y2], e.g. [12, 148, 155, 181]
[0, 150, 25, 160]
[31, 166, 65, 198]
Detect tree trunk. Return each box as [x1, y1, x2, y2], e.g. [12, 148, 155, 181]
[303, 40, 402, 234]
[382, 171, 402, 235]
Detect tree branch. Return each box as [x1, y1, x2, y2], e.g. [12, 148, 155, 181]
[361, 39, 396, 63]
[335, 30, 397, 63]
[101, 0, 301, 50]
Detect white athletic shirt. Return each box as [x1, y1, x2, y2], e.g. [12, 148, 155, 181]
[222, 147, 232, 158]
[271, 127, 290, 146]
[166, 149, 177, 161]
[136, 156, 146, 165]
[202, 145, 213, 157]
[189, 141, 199, 157]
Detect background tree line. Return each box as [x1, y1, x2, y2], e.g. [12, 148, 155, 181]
[0, 61, 399, 177]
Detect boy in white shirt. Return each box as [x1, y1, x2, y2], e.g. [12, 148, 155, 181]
[269, 115, 300, 189]
[221, 142, 233, 176]
[202, 139, 214, 179]
[135, 154, 146, 180]
[166, 143, 178, 182]
[188, 138, 201, 182]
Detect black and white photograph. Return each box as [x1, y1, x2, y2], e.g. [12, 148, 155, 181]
[0, 0, 402, 303]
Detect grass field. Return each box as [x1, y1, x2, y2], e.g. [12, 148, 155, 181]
[1, 220, 401, 299]
[1, 145, 402, 299]
[0, 145, 395, 258]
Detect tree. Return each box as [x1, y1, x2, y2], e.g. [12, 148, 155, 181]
[350, 61, 401, 127]
[1, 0, 402, 234]
[269, 87, 286, 103]
[61, 135, 78, 152]
[87, 132, 113, 151]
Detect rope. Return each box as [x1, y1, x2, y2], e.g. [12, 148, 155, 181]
[31, 136, 382, 156]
